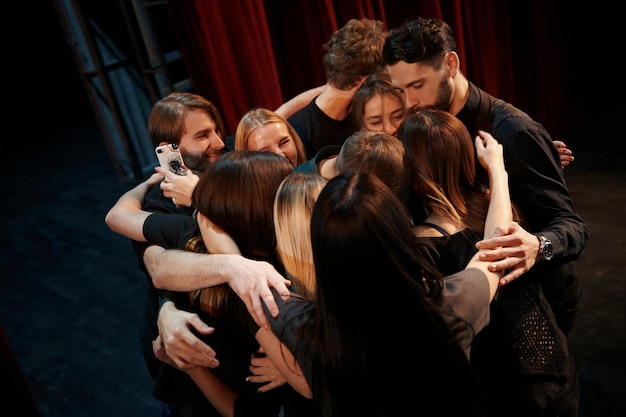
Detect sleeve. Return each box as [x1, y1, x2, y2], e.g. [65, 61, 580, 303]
[158, 290, 184, 310]
[143, 212, 199, 249]
[443, 268, 492, 350]
[495, 116, 588, 265]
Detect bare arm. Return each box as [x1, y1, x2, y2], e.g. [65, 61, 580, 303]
[255, 327, 312, 398]
[274, 85, 326, 118]
[153, 335, 237, 417]
[145, 247, 290, 328]
[186, 367, 238, 417]
[465, 131, 512, 299]
[104, 172, 163, 241]
[197, 212, 241, 255]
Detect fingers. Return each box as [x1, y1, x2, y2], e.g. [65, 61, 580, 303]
[499, 267, 524, 286]
[187, 315, 215, 336]
[167, 342, 220, 369]
[163, 322, 219, 368]
[249, 296, 271, 330]
[255, 381, 283, 393]
[269, 276, 292, 300]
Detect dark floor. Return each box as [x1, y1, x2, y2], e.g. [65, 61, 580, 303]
[1, 122, 625, 416]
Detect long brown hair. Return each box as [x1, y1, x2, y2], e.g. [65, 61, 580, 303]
[187, 150, 292, 316]
[398, 109, 487, 231]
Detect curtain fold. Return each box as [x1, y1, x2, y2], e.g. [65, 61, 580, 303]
[167, 0, 569, 138]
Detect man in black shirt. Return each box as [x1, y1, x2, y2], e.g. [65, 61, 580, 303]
[383, 17, 588, 417]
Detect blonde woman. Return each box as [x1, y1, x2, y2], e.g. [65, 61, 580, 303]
[235, 107, 307, 167]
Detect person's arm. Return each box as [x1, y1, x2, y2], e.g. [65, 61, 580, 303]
[465, 131, 512, 299]
[157, 295, 219, 369]
[196, 212, 291, 393]
[255, 327, 312, 399]
[153, 335, 238, 417]
[197, 212, 241, 254]
[155, 166, 199, 208]
[247, 349, 287, 393]
[145, 247, 290, 328]
[104, 172, 163, 241]
[275, 85, 326, 118]
[476, 127, 588, 284]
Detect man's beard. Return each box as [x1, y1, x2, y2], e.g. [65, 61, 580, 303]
[409, 76, 453, 113]
[181, 151, 214, 174]
[432, 76, 453, 111]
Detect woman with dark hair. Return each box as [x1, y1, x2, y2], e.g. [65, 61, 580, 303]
[151, 150, 295, 417]
[295, 73, 408, 177]
[351, 72, 407, 136]
[249, 129, 512, 417]
[399, 109, 580, 417]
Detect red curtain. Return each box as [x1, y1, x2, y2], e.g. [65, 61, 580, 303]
[167, 0, 569, 139]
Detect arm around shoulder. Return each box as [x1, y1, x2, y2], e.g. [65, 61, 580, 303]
[104, 172, 163, 241]
[275, 85, 326, 119]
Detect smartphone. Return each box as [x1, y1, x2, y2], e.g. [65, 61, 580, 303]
[155, 144, 187, 176]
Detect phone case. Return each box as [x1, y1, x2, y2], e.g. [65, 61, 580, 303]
[155, 144, 187, 176]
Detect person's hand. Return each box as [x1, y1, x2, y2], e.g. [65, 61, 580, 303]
[157, 301, 219, 369]
[156, 166, 199, 207]
[152, 334, 192, 369]
[145, 171, 166, 188]
[553, 140, 574, 169]
[475, 221, 539, 286]
[475, 130, 504, 175]
[225, 257, 291, 330]
[246, 348, 286, 393]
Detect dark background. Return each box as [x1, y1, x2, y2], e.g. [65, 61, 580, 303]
[2, 1, 625, 416]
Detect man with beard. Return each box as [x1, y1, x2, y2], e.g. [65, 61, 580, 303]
[383, 17, 587, 417]
[106, 92, 291, 416]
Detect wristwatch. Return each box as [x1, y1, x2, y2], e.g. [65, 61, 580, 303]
[536, 235, 553, 262]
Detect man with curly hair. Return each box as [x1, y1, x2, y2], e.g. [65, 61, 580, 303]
[285, 18, 387, 158]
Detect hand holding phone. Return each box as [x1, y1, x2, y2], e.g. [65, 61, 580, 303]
[155, 144, 187, 176]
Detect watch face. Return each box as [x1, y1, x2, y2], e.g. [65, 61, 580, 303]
[543, 241, 553, 260]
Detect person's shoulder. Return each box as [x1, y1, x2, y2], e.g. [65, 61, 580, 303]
[315, 144, 341, 160]
[294, 144, 340, 174]
[287, 99, 318, 124]
[223, 134, 235, 151]
[144, 212, 198, 249]
[294, 157, 318, 174]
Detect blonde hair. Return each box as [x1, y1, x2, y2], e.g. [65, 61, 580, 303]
[234, 107, 307, 165]
[274, 172, 327, 300]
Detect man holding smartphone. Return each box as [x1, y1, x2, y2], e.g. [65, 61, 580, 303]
[105, 92, 291, 417]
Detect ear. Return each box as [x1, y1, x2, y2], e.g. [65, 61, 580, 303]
[445, 52, 461, 77]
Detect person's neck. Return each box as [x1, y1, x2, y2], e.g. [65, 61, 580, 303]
[449, 74, 470, 116]
[314, 83, 359, 120]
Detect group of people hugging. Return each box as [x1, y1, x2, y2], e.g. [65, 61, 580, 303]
[105, 16, 587, 417]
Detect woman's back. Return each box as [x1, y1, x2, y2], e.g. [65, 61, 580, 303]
[308, 172, 486, 417]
